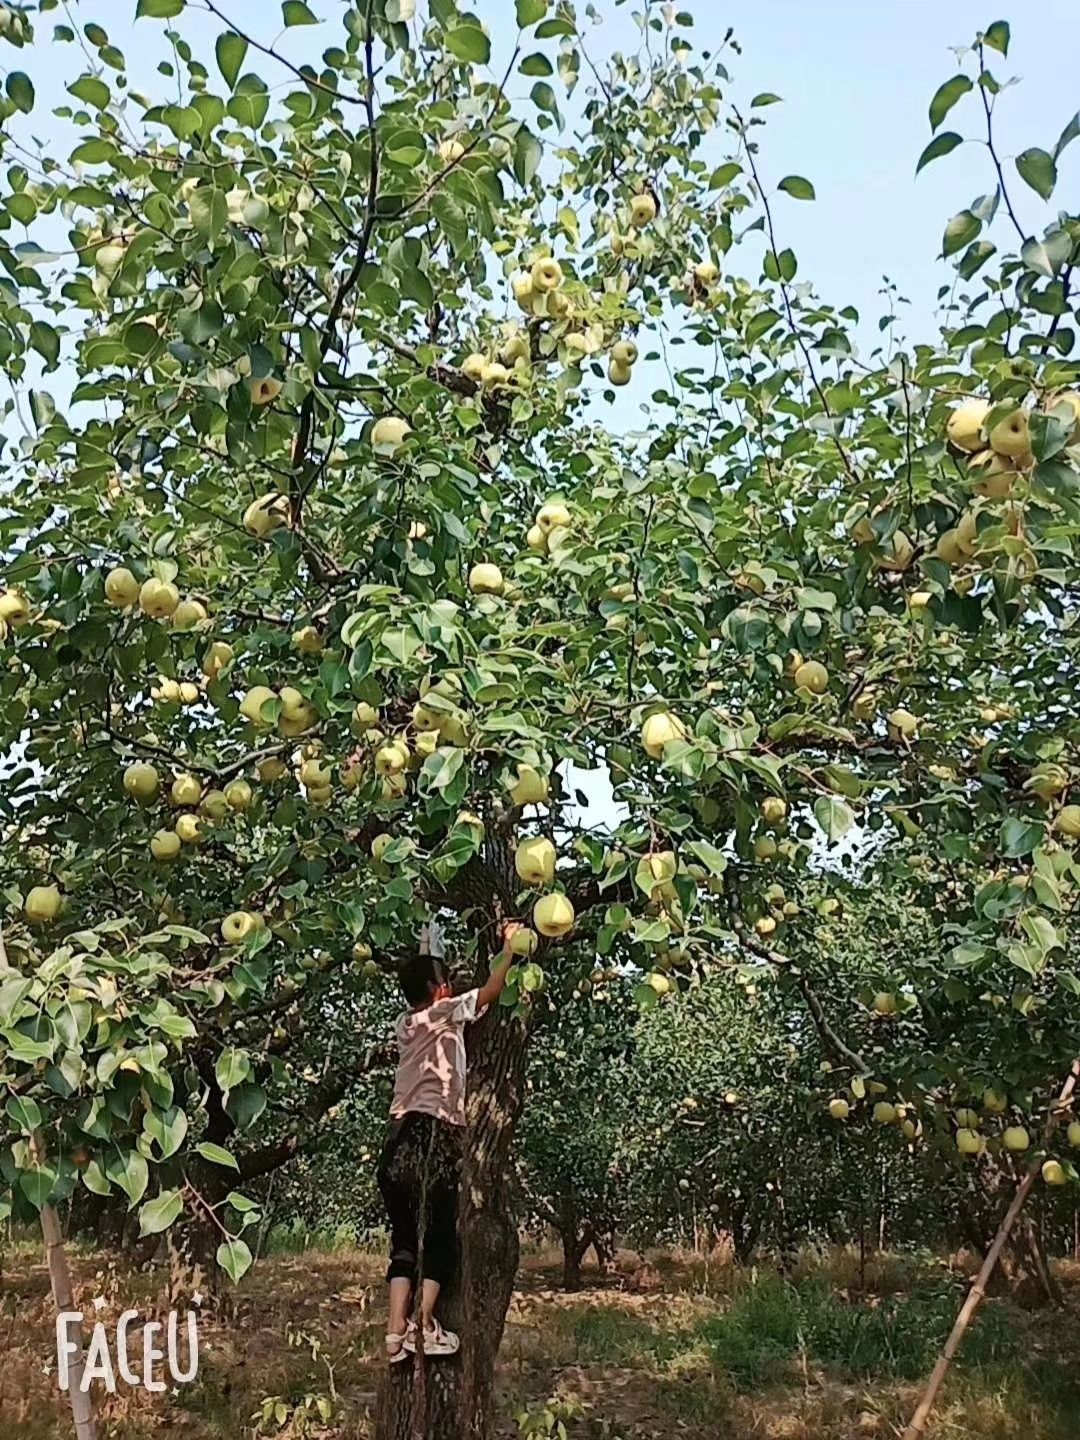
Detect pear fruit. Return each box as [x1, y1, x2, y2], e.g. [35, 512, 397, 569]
[530, 258, 562, 292]
[1002, 1126, 1030, 1153]
[150, 829, 182, 862]
[641, 710, 687, 758]
[946, 399, 990, 452]
[468, 563, 504, 595]
[172, 598, 208, 631]
[371, 416, 411, 451]
[293, 625, 322, 656]
[243, 491, 289, 538]
[138, 578, 180, 619]
[1042, 1159, 1067, 1186]
[104, 567, 140, 608]
[371, 833, 393, 861]
[694, 259, 719, 286]
[630, 192, 657, 227]
[794, 659, 828, 694]
[608, 360, 632, 386]
[537, 501, 571, 533]
[828, 1098, 850, 1120]
[874, 1102, 898, 1125]
[510, 764, 549, 807]
[170, 773, 202, 807]
[221, 911, 262, 944]
[988, 408, 1030, 459]
[509, 927, 539, 957]
[225, 779, 253, 811]
[611, 340, 638, 367]
[199, 789, 229, 822]
[25, 884, 62, 923]
[533, 892, 574, 937]
[240, 686, 277, 727]
[761, 797, 786, 825]
[123, 762, 159, 802]
[248, 376, 283, 406]
[516, 836, 557, 887]
[174, 813, 203, 844]
[202, 641, 234, 680]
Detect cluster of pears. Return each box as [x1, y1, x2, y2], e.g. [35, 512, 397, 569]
[103, 565, 209, 627]
[608, 188, 659, 259]
[122, 760, 254, 861]
[525, 498, 572, 557]
[501, 254, 643, 387]
[513, 832, 575, 941]
[461, 322, 532, 388]
[239, 682, 318, 738]
[950, 1088, 1080, 1184]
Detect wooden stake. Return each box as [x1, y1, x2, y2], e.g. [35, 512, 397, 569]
[902, 1060, 1079, 1440]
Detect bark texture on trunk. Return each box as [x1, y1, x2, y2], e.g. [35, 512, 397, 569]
[375, 1007, 527, 1440]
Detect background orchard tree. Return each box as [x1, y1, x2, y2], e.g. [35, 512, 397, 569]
[2, 2, 1080, 1438]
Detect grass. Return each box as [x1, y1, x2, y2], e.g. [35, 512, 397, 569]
[2, 1240, 1079, 1438]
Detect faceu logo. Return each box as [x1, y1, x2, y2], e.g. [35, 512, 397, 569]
[57, 1309, 200, 1393]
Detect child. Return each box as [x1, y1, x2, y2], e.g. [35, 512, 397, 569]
[377, 919, 521, 1363]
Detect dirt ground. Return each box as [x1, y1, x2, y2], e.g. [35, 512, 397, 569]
[2, 1240, 1078, 1439]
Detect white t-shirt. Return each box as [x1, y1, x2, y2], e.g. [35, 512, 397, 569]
[389, 988, 487, 1127]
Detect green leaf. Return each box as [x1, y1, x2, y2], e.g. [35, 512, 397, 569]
[1015, 148, 1056, 201]
[138, 1189, 184, 1237]
[215, 1048, 251, 1092]
[20, 1168, 56, 1210]
[447, 23, 491, 65]
[282, 1, 317, 23]
[217, 1236, 253, 1284]
[6, 1094, 42, 1132]
[30, 320, 60, 368]
[5, 71, 34, 113]
[928, 74, 971, 131]
[136, 0, 185, 16]
[942, 210, 980, 258]
[519, 52, 552, 76]
[513, 128, 542, 186]
[69, 76, 110, 110]
[751, 93, 782, 107]
[195, 1141, 239, 1170]
[105, 1148, 149, 1209]
[516, 0, 548, 24]
[777, 175, 815, 201]
[1021, 230, 1070, 278]
[188, 186, 227, 242]
[215, 32, 247, 90]
[814, 795, 854, 842]
[81, 1159, 111, 1197]
[144, 1105, 188, 1160]
[916, 131, 962, 174]
[685, 840, 727, 876]
[225, 1082, 267, 1132]
[1000, 816, 1044, 858]
[983, 19, 1010, 55]
[1053, 111, 1080, 162]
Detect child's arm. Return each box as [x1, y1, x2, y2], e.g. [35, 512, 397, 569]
[476, 921, 523, 1010]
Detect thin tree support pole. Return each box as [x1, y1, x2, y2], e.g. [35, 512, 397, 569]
[903, 1060, 1079, 1440]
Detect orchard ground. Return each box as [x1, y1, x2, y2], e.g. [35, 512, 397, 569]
[3, 1236, 1079, 1439]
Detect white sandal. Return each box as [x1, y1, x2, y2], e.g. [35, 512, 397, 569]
[385, 1322, 415, 1364]
[405, 1319, 460, 1357]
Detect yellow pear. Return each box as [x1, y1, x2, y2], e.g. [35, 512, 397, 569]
[104, 566, 140, 608]
[1042, 1159, 1067, 1186]
[225, 778, 253, 811]
[526, 524, 548, 553]
[533, 892, 574, 937]
[611, 340, 638, 367]
[828, 1098, 850, 1120]
[171, 598, 208, 631]
[138, 578, 180, 619]
[608, 360, 632, 386]
[969, 449, 1017, 498]
[371, 416, 411, 451]
[462, 352, 487, 381]
[761, 797, 786, 825]
[299, 758, 332, 790]
[694, 259, 719, 286]
[887, 708, 918, 742]
[873, 992, 898, 1016]
[1067, 1121, 1080, 1148]
[375, 744, 406, 777]
[794, 659, 828, 694]
[982, 1087, 1007, 1114]
[468, 563, 504, 595]
[221, 910, 261, 944]
[946, 398, 990, 452]
[25, 884, 62, 923]
[0, 590, 29, 624]
[510, 764, 549, 807]
[1055, 805, 1080, 838]
[123, 762, 159, 802]
[481, 360, 510, 385]
[170, 773, 202, 807]
[509, 928, 539, 957]
[988, 408, 1030, 458]
[199, 789, 229, 821]
[537, 501, 571, 534]
[371, 833, 393, 861]
[437, 138, 465, 163]
[174, 813, 203, 844]
[530, 258, 562, 292]
[641, 710, 687, 758]
[935, 528, 966, 564]
[874, 1102, 898, 1125]
[292, 625, 322, 655]
[150, 829, 182, 862]
[202, 641, 234, 679]
[247, 375, 283, 406]
[630, 192, 657, 227]
[1002, 1127, 1030, 1152]
[243, 491, 289, 538]
[256, 757, 286, 783]
[240, 686, 277, 726]
[516, 836, 557, 887]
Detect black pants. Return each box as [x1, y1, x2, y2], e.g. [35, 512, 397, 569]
[376, 1112, 461, 1289]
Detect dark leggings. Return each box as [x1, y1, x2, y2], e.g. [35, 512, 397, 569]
[376, 1112, 461, 1289]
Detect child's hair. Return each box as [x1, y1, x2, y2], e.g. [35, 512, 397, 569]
[398, 952, 448, 1007]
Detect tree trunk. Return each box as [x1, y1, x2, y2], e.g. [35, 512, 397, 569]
[375, 1006, 527, 1440]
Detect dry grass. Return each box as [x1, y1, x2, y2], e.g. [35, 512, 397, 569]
[1, 1240, 1077, 1439]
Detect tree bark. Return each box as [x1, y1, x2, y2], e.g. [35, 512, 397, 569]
[375, 1006, 528, 1440]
